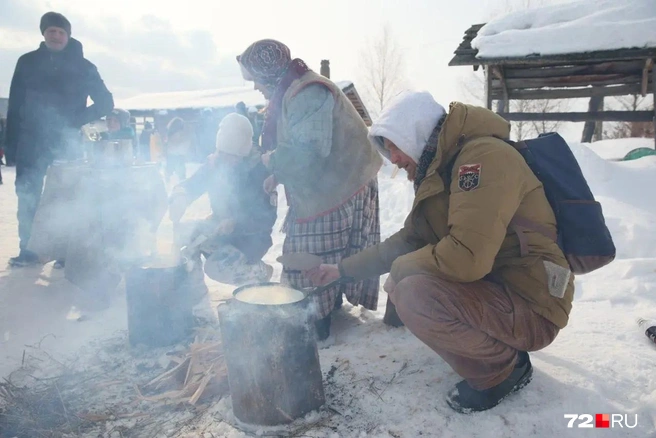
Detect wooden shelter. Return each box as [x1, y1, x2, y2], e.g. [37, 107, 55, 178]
[449, 23, 656, 145]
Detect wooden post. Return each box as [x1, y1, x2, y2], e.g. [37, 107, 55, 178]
[495, 66, 510, 113]
[485, 66, 493, 110]
[320, 60, 330, 79]
[641, 59, 653, 97]
[581, 94, 605, 143]
[594, 96, 605, 142]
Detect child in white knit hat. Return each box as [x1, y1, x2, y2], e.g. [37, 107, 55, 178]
[168, 112, 277, 293]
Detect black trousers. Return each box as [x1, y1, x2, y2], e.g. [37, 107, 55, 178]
[15, 163, 48, 251]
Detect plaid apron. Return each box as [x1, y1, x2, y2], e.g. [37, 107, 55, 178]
[281, 178, 381, 320]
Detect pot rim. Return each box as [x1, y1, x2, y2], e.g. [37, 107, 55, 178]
[231, 281, 309, 307]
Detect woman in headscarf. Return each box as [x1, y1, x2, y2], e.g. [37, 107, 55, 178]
[237, 39, 383, 341]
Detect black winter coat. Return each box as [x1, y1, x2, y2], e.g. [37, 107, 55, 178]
[5, 38, 114, 167]
[179, 153, 277, 262]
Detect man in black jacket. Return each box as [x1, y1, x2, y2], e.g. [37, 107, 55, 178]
[169, 113, 277, 288]
[6, 12, 114, 267]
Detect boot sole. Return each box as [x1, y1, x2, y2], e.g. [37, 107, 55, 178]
[8, 260, 41, 268]
[446, 365, 534, 414]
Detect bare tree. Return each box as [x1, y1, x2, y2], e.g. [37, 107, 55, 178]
[603, 94, 655, 139]
[359, 23, 407, 117]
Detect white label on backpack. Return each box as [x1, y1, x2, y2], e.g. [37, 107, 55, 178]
[544, 260, 571, 299]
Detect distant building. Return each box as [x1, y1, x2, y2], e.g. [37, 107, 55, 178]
[0, 97, 8, 118]
[115, 60, 372, 160]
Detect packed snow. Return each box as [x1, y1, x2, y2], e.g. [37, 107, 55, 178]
[1, 138, 656, 437]
[472, 0, 656, 59]
[584, 137, 656, 161]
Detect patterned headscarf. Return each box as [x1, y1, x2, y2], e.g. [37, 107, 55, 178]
[237, 39, 292, 87]
[237, 39, 311, 152]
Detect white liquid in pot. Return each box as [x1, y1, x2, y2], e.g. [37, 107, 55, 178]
[235, 285, 305, 305]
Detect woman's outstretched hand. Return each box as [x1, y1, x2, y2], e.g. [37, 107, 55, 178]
[306, 264, 340, 286]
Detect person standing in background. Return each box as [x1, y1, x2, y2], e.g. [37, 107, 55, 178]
[5, 11, 114, 267]
[164, 117, 192, 182]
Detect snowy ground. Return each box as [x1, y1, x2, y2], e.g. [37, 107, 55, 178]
[1, 138, 656, 437]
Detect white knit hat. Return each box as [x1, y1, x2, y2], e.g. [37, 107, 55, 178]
[215, 113, 254, 157]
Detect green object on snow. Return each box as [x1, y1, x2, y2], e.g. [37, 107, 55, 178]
[621, 147, 656, 161]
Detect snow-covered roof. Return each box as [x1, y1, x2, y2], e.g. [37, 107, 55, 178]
[471, 0, 656, 59]
[116, 80, 356, 112]
[115, 86, 264, 111]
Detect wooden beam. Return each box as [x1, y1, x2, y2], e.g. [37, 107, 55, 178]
[448, 48, 656, 68]
[504, 61, 644, 79]
[642, 59, 654, 97]
[498, 110, 653, 123]
[493, 74, 642, 90]
[490, 84, 646, 100]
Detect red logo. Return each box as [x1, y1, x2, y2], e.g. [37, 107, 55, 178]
[596, 414, 610, 428]
[457, 163, 481, 192]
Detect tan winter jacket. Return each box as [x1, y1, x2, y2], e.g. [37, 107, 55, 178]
[340, 102, 575, 328]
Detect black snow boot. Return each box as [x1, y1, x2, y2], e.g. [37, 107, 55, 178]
[8, 249, 40, 267]
[315, 314, 331, 341]
[446, 351, 533, 414]
[334, 292, 343, 310]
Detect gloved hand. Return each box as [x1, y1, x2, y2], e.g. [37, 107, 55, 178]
[168, 188, 188, 224]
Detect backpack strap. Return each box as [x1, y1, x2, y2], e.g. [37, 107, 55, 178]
[508, 216, 558, 257]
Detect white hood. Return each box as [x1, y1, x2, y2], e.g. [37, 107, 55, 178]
[368, 91, 446, 164]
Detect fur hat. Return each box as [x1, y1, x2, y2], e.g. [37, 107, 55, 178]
[40, 12, 71, 36]
[215, 113, 254, 157]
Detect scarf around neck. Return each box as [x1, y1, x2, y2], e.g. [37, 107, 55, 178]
[413, 113, 447, 193]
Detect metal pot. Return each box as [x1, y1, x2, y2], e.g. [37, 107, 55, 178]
[124, 254, 195, 348]
[217, 280, 336, 426]
[89, 139, 134, 167]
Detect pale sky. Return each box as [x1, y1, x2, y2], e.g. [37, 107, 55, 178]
[1, 0, 595, 141]
[0, 0, 529, 106]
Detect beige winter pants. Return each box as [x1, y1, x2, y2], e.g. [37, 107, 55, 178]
[390, 274, 559, 390]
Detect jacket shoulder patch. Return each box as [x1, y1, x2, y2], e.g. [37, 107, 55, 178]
[457, 163, 481, 191]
